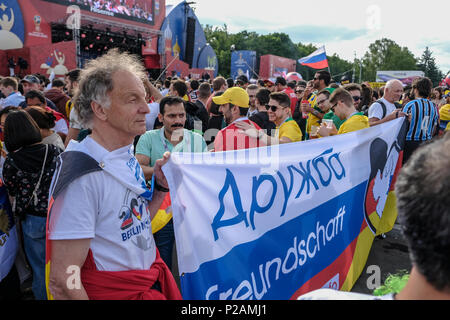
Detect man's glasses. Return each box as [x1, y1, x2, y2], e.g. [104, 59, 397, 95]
[265, 105, 282, 112]
[331, 102, 338, 112]
[352, 96, 361, 102]
[313, 77, 320, 81]
[295, 90, 305, 94]
[317, 99, 327, 105]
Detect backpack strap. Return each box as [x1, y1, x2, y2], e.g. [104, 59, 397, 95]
[50, 151, 103, 201]
[377, 99, 387, 119]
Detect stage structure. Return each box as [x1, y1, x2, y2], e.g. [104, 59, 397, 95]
[157, 1, 218, 80]
[0, 0, 217, 80]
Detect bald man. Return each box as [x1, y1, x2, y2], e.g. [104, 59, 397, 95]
[368, 79, 407, 126]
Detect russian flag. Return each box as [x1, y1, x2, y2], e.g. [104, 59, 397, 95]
[298, 46, 329, 69]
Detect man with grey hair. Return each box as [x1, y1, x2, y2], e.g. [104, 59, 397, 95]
[368, 79, 407, 126]
[46, 49, 181, 300]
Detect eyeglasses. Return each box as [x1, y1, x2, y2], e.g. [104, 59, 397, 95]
[295, 90, 305, 94]
[266, 105, 283, 112]
[331, 102, 338, 112]
[352, 96, 361, 102]
[317, 99, 327, 105]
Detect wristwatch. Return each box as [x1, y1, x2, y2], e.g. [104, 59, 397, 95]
[154, 180, 169, 192]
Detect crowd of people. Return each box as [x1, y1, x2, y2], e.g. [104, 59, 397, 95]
[0, 48, 449, 300]
[72, 0, 153, 21]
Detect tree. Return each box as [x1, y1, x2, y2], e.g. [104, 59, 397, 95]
[417, 47, 444, 87]
[361, 38, 418, 82]
[204, 25, 354, 81]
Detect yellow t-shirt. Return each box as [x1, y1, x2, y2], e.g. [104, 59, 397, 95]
[306, 112, 321, 136]
[439, 104, 450, 121]
[446, 122, 450, 132]
[304, 93, 319, 135]
[277, 117, 303, 142]
[338, 112, 369, 134]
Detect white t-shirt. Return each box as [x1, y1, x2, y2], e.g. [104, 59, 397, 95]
[53, 118, 68, 135]
[42, 131, 65, 150]
[69, 108, 83, 130]
[368, 98, 397, 120]
[145, 102, 159, 131]
[48, 137, 156, 271]
[297, 288, 394, 300]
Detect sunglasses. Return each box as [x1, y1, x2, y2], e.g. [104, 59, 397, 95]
[295, 90, 305, 94]
[313, 77, 320, 81]
[266, 105, 283, 112]
[331, 102, 338, 112]
[352, 96, 361, 102]
[317, 99, 327, 105]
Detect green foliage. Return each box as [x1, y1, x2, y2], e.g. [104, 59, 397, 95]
[373, 271, 409, 296]
[203, 27, 444, 84]
[417, 47, 444, 87]
[361, 38, 419, 82]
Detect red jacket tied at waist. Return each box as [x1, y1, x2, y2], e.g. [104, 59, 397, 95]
[81, 249, 182, 300]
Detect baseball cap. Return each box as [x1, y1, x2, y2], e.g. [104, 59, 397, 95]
[212, 87, 249, 108]
[20, 75, 40, 84]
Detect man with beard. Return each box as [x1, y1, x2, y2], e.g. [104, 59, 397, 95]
[246, 84, 259, 117]
[135, 96, 207, 270]
[301, 71, 331, 139]
[212, 87, 266, 151]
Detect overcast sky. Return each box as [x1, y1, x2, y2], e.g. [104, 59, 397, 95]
[165, 0, 450, 76]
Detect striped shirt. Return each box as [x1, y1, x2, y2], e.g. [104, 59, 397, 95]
[402, 98, 439, 141]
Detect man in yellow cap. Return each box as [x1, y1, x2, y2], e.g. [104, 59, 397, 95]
[212, 87, 266, 151]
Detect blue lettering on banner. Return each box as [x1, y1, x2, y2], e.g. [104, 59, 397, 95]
[211, 148, 346, 241]
[181, 181, 365, 300]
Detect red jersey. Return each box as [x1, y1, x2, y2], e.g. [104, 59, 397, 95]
[283, 87, 298, 116]
[214, 118, 266, 152]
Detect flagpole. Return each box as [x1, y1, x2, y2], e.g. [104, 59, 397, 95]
[324, 45, 331, 76]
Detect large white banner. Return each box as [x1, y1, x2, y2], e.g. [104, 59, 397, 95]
[163, 118, 407, 300]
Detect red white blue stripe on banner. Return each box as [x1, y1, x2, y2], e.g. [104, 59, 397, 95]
[298, 46, 329, 69]
[164, 118, 408, 300]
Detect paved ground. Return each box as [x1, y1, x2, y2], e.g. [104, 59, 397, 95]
[351, 222, 411, 294]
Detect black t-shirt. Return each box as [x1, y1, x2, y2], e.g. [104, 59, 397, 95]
[3, 143, 62, 218]
[249, 111, 276, 137]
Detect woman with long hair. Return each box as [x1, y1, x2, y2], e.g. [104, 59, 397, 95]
[2, 110, 62, 300]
